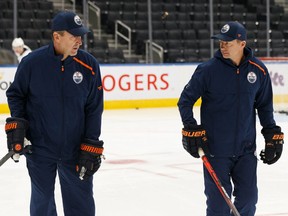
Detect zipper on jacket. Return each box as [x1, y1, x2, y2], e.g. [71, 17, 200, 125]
[234, 67, 240, 156]
[60, 61, 65, 159]
[61, 61, 64, 72]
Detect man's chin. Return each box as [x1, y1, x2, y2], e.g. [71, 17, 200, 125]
[70, 51, 78, 57]
[222, 54, 230, 59]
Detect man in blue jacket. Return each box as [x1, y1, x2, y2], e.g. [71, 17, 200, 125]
[5, 11, 104, 216]
[178, 21, 284, 215]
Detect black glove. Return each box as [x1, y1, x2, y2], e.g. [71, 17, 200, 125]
[5, 117, 29, 162]
[182, 124, 210, 158]
[260, 126, 284, 165]
[77, 139, 104, 180]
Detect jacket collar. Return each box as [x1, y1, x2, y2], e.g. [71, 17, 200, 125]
[214, 47, 253, 67]
[47, 41, 74, 64]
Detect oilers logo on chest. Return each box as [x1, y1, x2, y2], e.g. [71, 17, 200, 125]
[247, 71, 257, 84]
[73, 71, 83, 84]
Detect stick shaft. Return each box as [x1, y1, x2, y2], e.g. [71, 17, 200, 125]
[0, 150, 15, 167]
[201, 155, 241, 216]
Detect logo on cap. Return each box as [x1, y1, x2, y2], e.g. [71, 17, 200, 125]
[221, 24, 230, 33]
[74, 15, 82, 26]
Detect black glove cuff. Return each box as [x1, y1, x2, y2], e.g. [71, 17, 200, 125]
[184, 124, 202, 130]
[261, 126, 281, 135]
[261, 126, 284, 144]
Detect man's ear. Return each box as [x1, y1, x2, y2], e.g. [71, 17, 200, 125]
[52, 32, 61, 41]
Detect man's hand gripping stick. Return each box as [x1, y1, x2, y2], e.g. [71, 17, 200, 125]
[0, 139, 32, 167]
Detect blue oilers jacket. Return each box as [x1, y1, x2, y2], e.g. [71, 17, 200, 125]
[178, 47, 276, 157]
[6, 42, 103, 160]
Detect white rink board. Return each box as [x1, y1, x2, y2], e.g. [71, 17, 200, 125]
[0, 62, 287, 104]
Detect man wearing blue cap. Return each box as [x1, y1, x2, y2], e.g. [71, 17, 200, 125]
[5, 11, 104, 215]
[178, 21, 284, 215]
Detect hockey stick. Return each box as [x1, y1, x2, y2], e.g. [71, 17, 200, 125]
[199, 148, 241, 216]
[0, 150, 15, 167]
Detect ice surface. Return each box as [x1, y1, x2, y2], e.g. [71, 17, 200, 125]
[0, 107, 287, 216]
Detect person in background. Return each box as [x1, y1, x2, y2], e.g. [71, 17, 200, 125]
[5, 11, 104, 216]
[11, 37, 32, 63]
[178, 21, 284, 215]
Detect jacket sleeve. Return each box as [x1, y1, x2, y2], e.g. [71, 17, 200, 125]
[84, 62, 104, 141]
[6, 60, 30, 118]
[254, 66, 276, 129]
[177, 65, 207, 126]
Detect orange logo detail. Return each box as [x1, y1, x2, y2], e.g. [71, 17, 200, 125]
[5, 122, 17, 130]
[272, 134, 284, 140]
[80, 144, 103, 154]
[14, 144, 22, 151]
[182, 130, 206, 137]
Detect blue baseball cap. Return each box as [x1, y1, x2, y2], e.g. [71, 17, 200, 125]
[51, 11, 89, 36]
[211, 21, 247, 41]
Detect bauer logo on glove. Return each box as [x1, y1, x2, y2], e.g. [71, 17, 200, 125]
[182, 129, 206, 137]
